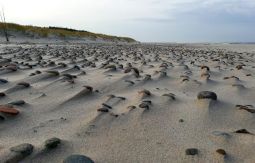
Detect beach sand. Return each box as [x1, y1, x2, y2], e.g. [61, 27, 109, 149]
[0, 42, 255, 163]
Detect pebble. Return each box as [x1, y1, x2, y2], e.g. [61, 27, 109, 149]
[8, 100, 26, 106]
[234, 129, 252, 134]
[63, 154, 94, 163]
[0, 115, 5, 121]
[97, 108, 109, 112]
[44, 137, 61, 149]
[216, 149, 226, 156]
[197, 91, 217, 100]
[17, 82, 30, 88]
[0, 105, 19, 115]
[185, 148, 198, 155]
[10, 143, 34, 156]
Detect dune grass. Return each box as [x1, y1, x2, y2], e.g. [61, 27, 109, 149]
[0, 22, 136, 42]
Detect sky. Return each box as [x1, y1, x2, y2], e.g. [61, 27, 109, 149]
[0, 0, 254, 42]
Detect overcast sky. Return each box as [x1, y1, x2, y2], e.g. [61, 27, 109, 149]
[0, 0, 254, 42]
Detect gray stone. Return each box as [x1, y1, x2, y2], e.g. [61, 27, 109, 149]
[10, 143, 34, 156]
[8, 100, 26, 106]
[63, 154, 94, 163]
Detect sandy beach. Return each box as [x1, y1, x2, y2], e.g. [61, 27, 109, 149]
[0, 42, 254, 162]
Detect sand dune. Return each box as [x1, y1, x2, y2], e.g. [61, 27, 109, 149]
[0, 43, 255, 163]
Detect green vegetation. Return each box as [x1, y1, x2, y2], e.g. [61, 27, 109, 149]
[0, 22, 136, 42]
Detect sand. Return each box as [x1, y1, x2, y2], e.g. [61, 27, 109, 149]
[0, 42, 255, 163]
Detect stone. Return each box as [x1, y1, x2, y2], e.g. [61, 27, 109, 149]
[197, 91, 217, 100]
[216, 149, 226, 155]
[185, 148, 198, 155]
[0, 105, 19, 115]
[179, 119, 184, 123]
[17, 82, 30, 88]
[139, 100, 152, 109]
[46, 70, 60, 76]
[63, 154, 94, 163]
[236, 65, 243, 70]
[10, 143, 34, 156]
[102, 103, 112, 109]
[0, 92, 6, 97]
[139, 103, 149, 109]
[0, 115, 5, 121]
[0, 78, 8, 83]
[8, 100, 26, 106]
[97, 108, 109, 112]
[234, 129, 252, 134]
[44, 137, 61, 149]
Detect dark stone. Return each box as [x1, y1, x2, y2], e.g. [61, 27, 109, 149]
[63, 154, 94, 163]
[117, 96, 126, 100]
[44, 137, 61, 149]
[185, 148, 198, 155]
[0, 115, 5, 121]
[46, 70, 60, 76]
[236, 65, 243, 70]
[179, 119, 184, 123]
[8, 100, 26, 106]
[10, 143, 34, 156]
[35, 70, 41, 74]
[0, 78, 8, 83]
[197, 91, 217, 100]
[102, 103, 112, 109]
[17, 82, 30, 88]
[139, 100, 151, 109]
[216, 149, 226, 155]
[97, 108, 109, 112]
[234, 129, 252, 134]
[139, 103, 149, 109]
[0, 92, 6, 97]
